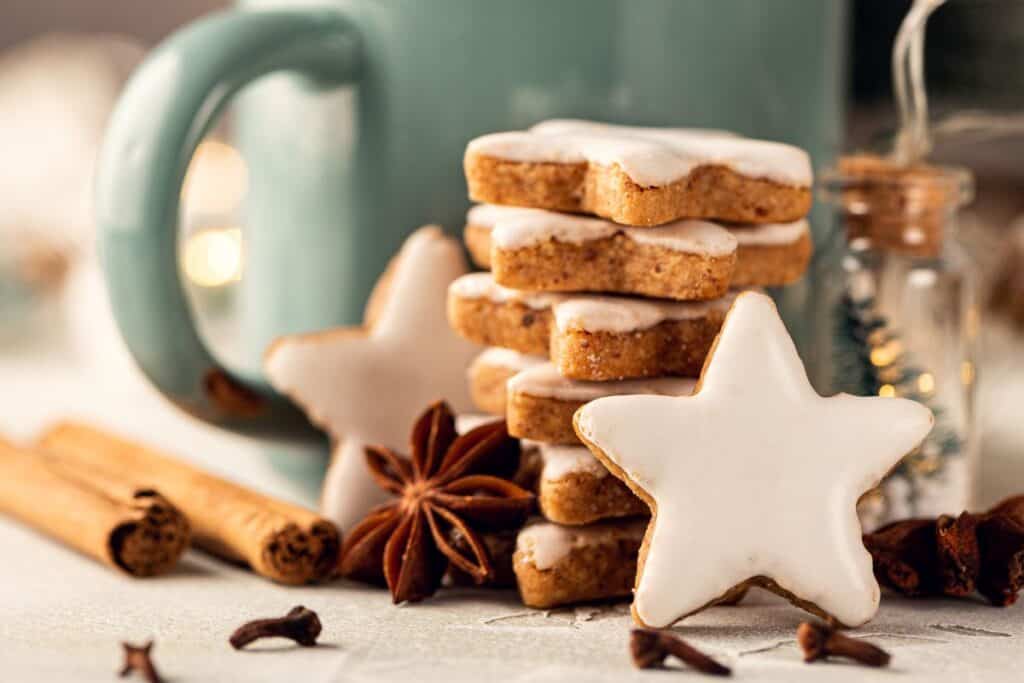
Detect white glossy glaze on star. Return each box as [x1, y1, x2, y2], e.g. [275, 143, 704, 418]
[574, 292, 934, 628]
[265, 227, 478, 531]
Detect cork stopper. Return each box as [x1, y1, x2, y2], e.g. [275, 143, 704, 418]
[822, 155, 973, 258]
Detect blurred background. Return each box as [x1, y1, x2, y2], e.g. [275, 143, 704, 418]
[1, 0, 1023, 510]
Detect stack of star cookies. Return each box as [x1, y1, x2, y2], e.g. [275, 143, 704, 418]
[446, 120, 814, 608]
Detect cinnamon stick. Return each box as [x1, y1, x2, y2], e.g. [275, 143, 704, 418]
[0, 439, 189, 576]
[37, 422, 340, 585]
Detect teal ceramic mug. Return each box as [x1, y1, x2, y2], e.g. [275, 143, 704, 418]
[96, 0, 845, 441]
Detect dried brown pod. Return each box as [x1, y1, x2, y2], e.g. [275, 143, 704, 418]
[229, 606, 322, 650]
[797, 622, 891, 668]
[340, 402, 534, 603]
[863, 494, 1024, 606]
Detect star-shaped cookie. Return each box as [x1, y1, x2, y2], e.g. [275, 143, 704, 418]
[574, 291, 933, 628]
[265, 227, 478, 530]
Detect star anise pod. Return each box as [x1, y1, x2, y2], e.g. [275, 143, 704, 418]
[863, 494, 1024, 606]
[976, 496, 1024, 606]
[339, 401, 535, 603]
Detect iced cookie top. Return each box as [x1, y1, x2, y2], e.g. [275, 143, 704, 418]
[470, 347, 545, 373]
[551, 292, 737, 334]
[508, 363, 695, 401]
[466, 119, 812, 188]
[448, 272, 566, 310]
[538, 444, 610, 481]
[467, 204, 738, 256]
[516, 518, 648, 570]
[729, 219, 810, 246]
[449, 273, 738, 333]
[468, 204, 808, 250]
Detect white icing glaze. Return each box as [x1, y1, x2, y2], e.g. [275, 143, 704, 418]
[455, 413, 502, 434]
[532, 119, 738, 142]
[466, 203, 549, 228]
[469, 131, 586, 164]
[516, 518, 648, 571]
[449, 272, 739, 334]
[552, 292, 736, 334]
[320, 439, 391, 532]
[508, 363, 694, 402]
[574, 292, 935, 628]
[467, 204, 737, 257]
[730, 219, 810, 247]
[466, 119, 812, 188]
[470, 347, 546, 373]
[448, 272, 564, 310]
[495, 213, 618, 248]
[626, 221, 736, 256]
[539, 444, 609, 481]
[265, 227, 478, 530]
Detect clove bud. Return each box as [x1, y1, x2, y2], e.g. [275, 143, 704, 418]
[630, 628, 731, 677]
[119, 640, 164, 683]
[796, 621, 890, 668]
[229, 606, 322, 650]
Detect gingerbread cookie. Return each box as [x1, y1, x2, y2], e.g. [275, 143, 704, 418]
[466, 204, 737, 300]
[463, 204, 538, 269]
[537, 444, 647, 525]
[465, 119, 813, 226]
[506, 363, 695, 445]
[446, 529, 519, 589]
[514, 518, 647, 609]
[466, 203, 811, 289]
[467, 348, 545, 416]
[729, 220, 813, 287]
[574, 291, 935, 628]
[265, 227, 478, 531]
[447, 273, 734, 380]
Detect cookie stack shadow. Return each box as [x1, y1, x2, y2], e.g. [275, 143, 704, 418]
[446, 121, 813, 609]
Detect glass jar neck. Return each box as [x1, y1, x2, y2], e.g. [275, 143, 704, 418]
[843, 205, 959, 258]
[821, 155, 973, 259]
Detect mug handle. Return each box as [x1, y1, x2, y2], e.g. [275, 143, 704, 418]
[95, 8, 361, 441]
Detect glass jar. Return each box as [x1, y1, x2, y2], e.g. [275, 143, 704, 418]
[812, 156, 978, 531]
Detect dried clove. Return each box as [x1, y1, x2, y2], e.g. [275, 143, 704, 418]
[630, 629, 731, 677]
[119, 640, 163, 683]
[864, 494, 1024, 606]
[796, 621, 890, 668]
[229, 606, 322, 650]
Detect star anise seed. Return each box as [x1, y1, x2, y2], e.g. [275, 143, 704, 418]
[339, 401, 534, 603]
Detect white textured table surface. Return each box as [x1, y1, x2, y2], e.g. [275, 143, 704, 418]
[2, 273, 1024, 682]
[3, 522, 1023, 683]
